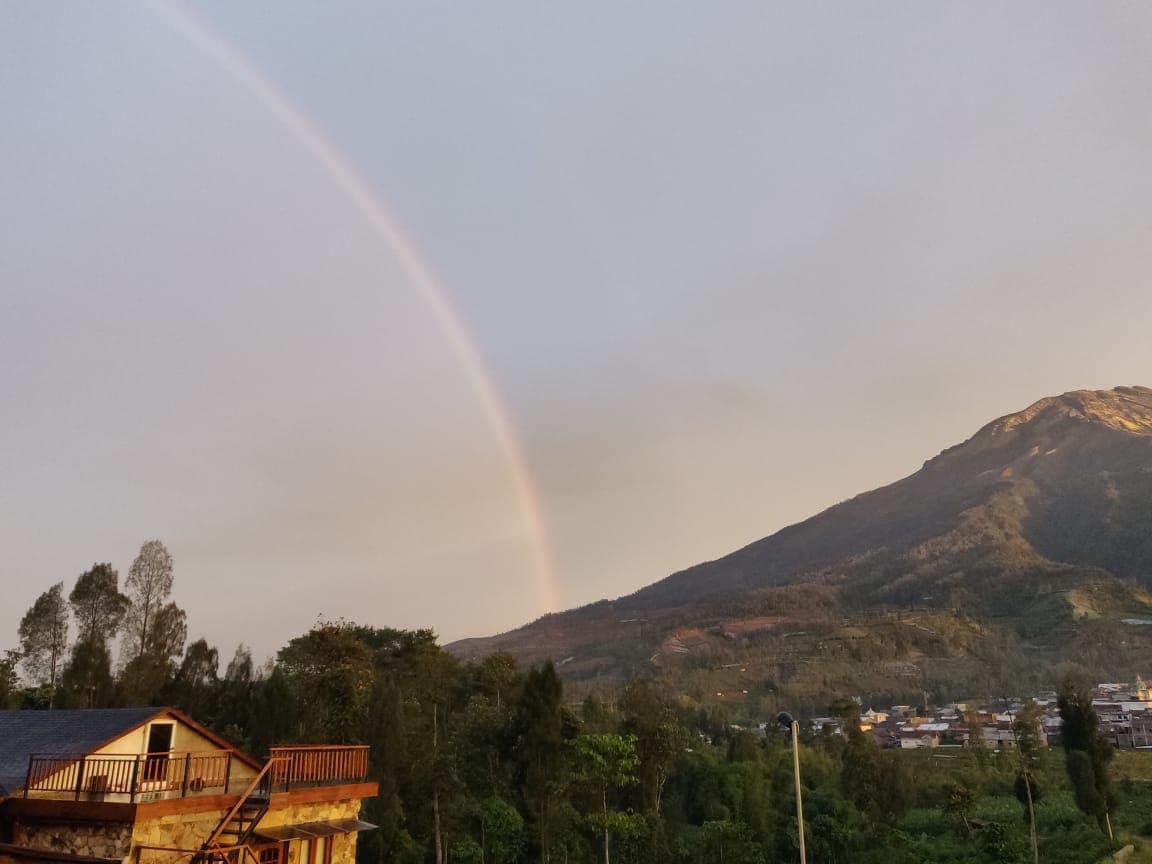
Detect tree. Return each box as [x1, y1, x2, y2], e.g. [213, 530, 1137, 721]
[1012, 699, 1043, 864]
[225, 643, 254, 683]
[965, 708, 990, 767]
[119, 601, 187, 705]
[121, 540, 175, 664]
[58, 637, 114, 708]
[217, 644, 256, 743]
[1058, 682, 1116, 837]
[620, 681, 688, 815]
[149, 601, 185, 653]
[166, 638, 219, 719]
[278, 621, 374, 741]
[572, 734, 639, 864]
[175, 638, 219, 688]
[0, 649, 21, 709]
[18, 583, 69, 704]
[837, 700, 908, 823]
[69, 563, 128, 644]
[512, 662, 570, 864]
[61, 564, 129, 709]
[943, 780, 975, 836]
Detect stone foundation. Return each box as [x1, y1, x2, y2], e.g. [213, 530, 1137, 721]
[132, 810, 224, 864]
[12, 821, 133, 859]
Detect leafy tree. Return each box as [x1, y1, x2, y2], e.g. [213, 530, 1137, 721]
[700, 819, 765, 864]
[214, 644, 256, 745]
[58, 637, 115, 708]
[468, 651, 521, 712]
[176, 638, 219, 688]
[166, 638, 219, 720]
[1012, 699, 1043, 864]
[943, 780, 974, 836]
[247, 664, 299, 757]
[572, 734, 639, 864]
[351, 627, 464, 864]
[455, 654, 523, 797]
[978, 821, 1023, 863]
[121, 540, 175, 664]
[119, 601, 187, 705]
[61, 564, 128, 709]
[69, 563, 128, 644]
[581, 695, 614, 734]
[226, 644, 254, 683]
[278, 621, 374, 741]
[620, 681, 689, 815]
[837, 700, 908, 823]
[512, 662, 571, 864]
[1058, 682, 1116, 837]
[18, 582, 69, 704]
[475, 795, 525, 864]
[0, 649, 21, 708]
[965, 708, 990, 767]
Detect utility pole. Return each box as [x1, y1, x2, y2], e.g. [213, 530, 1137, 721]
[778, 712, 807, 864]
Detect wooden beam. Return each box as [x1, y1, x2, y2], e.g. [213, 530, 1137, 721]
[267, 783, 378, 807]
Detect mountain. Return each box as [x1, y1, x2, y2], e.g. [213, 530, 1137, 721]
[449, 387, 1152, 706]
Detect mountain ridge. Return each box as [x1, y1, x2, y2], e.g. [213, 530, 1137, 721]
[449, 386, 1152, 701]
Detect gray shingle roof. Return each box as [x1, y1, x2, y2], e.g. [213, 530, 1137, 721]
[0, 708, 162, 796]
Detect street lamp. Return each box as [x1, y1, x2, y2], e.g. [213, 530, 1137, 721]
[777, 712, 807, 864]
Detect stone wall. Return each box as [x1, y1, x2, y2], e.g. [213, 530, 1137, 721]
[260, 799, 360, 831]
[132, 809, 226, 864]
[128, 793, 364, 864]
[12, 820, 133, 859]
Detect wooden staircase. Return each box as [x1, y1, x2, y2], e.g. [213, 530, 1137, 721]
[194, 760, 278, 864]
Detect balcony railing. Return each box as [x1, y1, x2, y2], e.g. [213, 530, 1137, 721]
[24, 750, 235, 802]
[23, 744, 371, 803]
[268, 745, 370, 790]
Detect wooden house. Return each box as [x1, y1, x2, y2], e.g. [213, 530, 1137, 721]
[0, 709, 375, 864]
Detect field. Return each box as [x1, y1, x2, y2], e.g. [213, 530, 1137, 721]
[889, 748, 1152, 863]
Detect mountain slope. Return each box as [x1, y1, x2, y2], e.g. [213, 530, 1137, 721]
[626, 386, 1152, 608]
[449, 387, 1152, 697]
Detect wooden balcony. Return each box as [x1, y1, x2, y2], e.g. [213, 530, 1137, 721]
[22, 745, 371, 803]
[23, 750, 236, 802]
[268, 745, 370, 790]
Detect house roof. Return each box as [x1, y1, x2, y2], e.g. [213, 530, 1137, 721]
[900, 723, 950, 734]
[157, 708, 261, 769]
[0, 708, 161, 797]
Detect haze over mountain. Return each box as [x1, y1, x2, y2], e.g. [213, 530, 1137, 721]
[451, 386, 1152, 702]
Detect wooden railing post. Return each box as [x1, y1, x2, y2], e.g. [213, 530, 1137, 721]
[224, 752, 233, 795]
[129, 754, 141, 803]
[74, 755, 87, 801]
[181, 752, 192, 797]
[24, 754, 34, 799]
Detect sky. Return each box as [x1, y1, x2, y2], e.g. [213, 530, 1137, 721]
[3, 2, 1152, 663]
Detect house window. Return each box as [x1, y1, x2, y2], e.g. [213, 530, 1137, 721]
[257, 844, 285, 864]
[304, 837, 332, 864]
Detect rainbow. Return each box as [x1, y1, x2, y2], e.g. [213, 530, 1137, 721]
[150, 0, 560, 617]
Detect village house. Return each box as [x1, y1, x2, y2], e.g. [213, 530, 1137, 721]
[860, 708, 888, 727]
[898, 722, 950, 749]
[0, 708, 376, 864]
[852, 676, 1152, 751]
